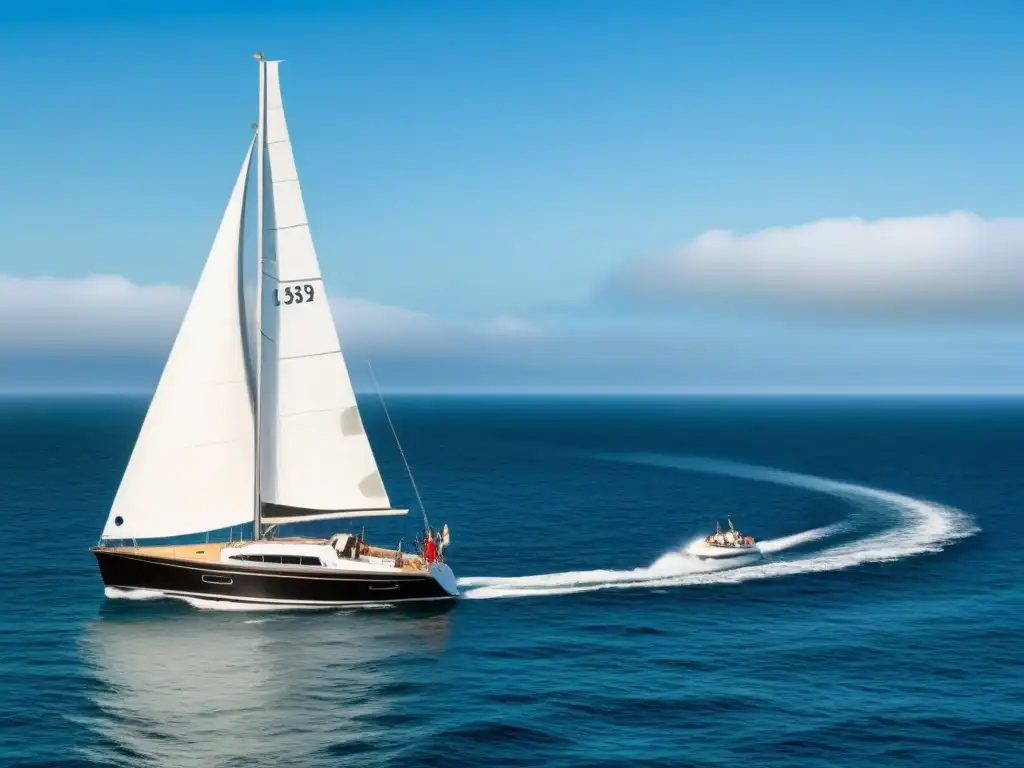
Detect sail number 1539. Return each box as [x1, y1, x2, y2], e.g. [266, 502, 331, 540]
[273, 284, 315, 306]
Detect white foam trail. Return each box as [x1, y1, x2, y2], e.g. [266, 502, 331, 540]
[459, 545, 758, 600]
[177, 597, 396, 612]
[103, 585, 322, 611]
[177, 597, 319, 612]
[755, 523, 848, 554]
[104, 586, 165, 601]
[457, 529, 810, 593]
[458, 454, 977, 600]
[103, 585, 392, 612]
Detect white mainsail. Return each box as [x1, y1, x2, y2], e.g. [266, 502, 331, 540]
[102, 139, 257, 540]
[256, 61, 401, 523]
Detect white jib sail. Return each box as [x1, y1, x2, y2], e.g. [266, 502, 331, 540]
[102, 138, 257, 540]
[258, 61, 397, 521]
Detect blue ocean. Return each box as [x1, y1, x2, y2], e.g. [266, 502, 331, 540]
[1, 395, 1020, 767]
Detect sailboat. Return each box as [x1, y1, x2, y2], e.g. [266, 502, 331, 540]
[90, 55, 459, 606]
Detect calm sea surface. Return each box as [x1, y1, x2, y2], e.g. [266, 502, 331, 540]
[1, 395, 1020, 767]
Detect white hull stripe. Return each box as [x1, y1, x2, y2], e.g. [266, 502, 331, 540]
[108, 585, 456, 607]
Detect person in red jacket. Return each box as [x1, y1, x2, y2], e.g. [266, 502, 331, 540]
[423, 529, 437, 564]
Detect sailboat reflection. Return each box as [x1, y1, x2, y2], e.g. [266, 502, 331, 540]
[79, 602, 453, 767]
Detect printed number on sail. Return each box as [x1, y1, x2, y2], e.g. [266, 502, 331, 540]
[273, 284, 315, 306]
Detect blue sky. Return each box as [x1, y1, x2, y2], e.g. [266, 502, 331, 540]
[5, 0, 1024, 392]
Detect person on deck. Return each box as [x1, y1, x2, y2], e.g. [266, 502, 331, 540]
[340, 534, 358, 559]
[431, 529, 443, 563]
[423, 530, 437, 564]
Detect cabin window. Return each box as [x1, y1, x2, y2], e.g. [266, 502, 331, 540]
[228, 554, 322, 566]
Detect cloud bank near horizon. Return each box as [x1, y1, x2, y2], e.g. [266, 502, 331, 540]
[0, 273, 560, 390]
[602, 212, 1024, 316]
[10, 211, 1022, 362]
[9, 206, 1024, 394]
[0, 274, 538, 357]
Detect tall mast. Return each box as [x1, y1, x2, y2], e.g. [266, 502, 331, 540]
[252, 51, 266, 541]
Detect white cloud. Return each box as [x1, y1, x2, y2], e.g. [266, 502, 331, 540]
[602, 211, 1024, 315]
[332, 300, 542, 360]
[0, 274, 190, 353]
[331, 297, 448, 355]
[6, 268, 1024, 394]
[0, 273, 539, 357]
[477, 314, 543, 338]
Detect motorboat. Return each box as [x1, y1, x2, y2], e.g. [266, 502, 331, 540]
[691, 519, 762, 561]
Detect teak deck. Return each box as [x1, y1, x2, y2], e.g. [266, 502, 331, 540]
[94, 538, 430, 572]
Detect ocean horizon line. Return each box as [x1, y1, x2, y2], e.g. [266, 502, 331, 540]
[6, 386, 1024, 399]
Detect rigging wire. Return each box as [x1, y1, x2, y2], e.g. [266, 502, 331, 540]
[366, 360, 430, 533]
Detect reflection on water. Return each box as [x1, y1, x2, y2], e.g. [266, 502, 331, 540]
[77, 601, 454, 767]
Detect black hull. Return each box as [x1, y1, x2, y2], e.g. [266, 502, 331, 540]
[92, 549, 456, 606]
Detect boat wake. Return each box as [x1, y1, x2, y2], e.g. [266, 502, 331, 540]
[104, 587, 166, 601]
[456, 454, 977, 600]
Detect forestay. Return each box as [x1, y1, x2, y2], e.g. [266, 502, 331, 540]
[257, 61, 399, 522]
[102, 139, 257, 540]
